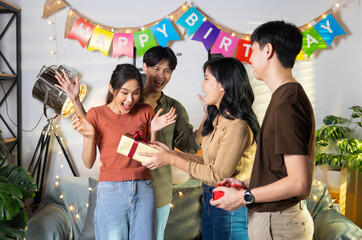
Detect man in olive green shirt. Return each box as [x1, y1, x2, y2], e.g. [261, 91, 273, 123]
[141, 46, 203, 240]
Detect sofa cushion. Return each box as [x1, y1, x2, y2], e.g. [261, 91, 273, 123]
[164, 179, 203, 240]
[306, 180, 362, 240]
[26, 203, 72, 240]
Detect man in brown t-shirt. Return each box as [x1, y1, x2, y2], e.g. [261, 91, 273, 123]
[210, 21, 315, 239]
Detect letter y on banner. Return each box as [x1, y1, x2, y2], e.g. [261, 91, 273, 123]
[151, 18, 180, 47]
[314, 14, 345, 46]
[176, 6, 204, 37]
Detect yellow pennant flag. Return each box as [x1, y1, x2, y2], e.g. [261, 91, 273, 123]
[88, 28, 113, 56]
[296, 49, 305, 61]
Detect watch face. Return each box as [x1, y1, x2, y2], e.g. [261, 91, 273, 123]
[244, 191, 253, 203]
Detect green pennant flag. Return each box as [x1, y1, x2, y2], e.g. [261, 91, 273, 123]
[134, 29, 158, 57]
[302, 27, 327, 58]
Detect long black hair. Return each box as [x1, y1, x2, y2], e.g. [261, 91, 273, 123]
[202, 57, 260, 143]
[106, 64, 143, 104]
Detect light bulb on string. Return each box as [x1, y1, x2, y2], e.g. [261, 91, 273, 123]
[178, 191, 183, 196]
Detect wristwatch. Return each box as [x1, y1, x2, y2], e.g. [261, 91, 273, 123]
[244, 190, 254, 204]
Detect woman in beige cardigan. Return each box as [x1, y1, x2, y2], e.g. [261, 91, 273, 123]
[141, 57, 259, 240]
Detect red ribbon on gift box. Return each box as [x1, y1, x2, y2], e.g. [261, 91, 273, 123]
[127, 131, 149, 159]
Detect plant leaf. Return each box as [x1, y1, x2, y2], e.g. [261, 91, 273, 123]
[323, 115, 346, 125]
[0, 165, 36, 200]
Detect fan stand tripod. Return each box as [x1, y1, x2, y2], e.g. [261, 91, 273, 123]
[28, 91, 78, 205]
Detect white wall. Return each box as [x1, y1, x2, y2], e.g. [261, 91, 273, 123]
[1, 0, 361, 191]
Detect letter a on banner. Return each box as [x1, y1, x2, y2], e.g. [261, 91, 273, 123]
[192, 20, 220, 51]
[235, 39, 252, 64]
[67, 18, 95, 48]
[88, 28, 113, 56]
[175, 6, 204, 37]
[113, 33, 134, 58]
[151, 18, 180, 47]
[211, 31, 239, 57]
[314, 14, 345, 46]
[134, 29, 158, 57]
[302, 27, 327, 58]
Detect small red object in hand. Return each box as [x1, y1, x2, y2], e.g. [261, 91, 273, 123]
[213, 182, 244, 200]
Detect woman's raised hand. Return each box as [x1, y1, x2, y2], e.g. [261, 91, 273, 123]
[54, 69, 80, 101]
[197, 94, 207, 113]
[72, 114, 95, 138]
[151, 107, 177, 132]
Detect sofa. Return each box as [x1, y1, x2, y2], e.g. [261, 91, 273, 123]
[26, 177, 362, 240]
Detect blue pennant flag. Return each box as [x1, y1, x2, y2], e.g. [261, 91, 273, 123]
[175, 6, 204, 37]
[151, 18, 180, 47]
[314, 14, 345, 46]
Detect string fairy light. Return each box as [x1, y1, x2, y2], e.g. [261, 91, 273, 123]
[49, 0, 347, 41]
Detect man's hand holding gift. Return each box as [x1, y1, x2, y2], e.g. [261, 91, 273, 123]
[210, 178, 249, 211]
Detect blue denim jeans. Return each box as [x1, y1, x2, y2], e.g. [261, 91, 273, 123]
[202, 183, 249, 240]
[155, 204, 171, 240]
[94, 180, 156, 240]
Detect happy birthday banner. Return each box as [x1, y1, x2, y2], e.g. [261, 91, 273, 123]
[42, 0, 347, 62]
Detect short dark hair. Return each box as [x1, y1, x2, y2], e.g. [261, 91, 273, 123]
[106, 64, 143, 104]
[143, 46, 177, 71]
[251, 21, 302, 68]
[202, 57, 260, 143]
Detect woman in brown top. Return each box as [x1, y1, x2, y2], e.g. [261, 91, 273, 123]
[142, 57, 259, 240]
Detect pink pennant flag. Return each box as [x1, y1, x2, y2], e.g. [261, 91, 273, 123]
[210, 31, 239, 57]
[113, 33, 134, 58]
[67, 18, 95, 48]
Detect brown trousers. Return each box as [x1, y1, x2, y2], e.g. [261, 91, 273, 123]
[248, 201, 314, 240]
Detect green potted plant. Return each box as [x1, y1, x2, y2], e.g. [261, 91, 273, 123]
[0, 130, 37, 239]
[315, 105, 362, 171]
[315, 106, 362, 192]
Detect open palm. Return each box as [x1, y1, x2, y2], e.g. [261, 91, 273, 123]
[151, 107, 177, 132]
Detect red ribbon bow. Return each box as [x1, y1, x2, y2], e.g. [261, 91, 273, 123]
[127, 131, 149, 159]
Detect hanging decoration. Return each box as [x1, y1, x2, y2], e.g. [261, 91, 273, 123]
[42, 0, 348, 63]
